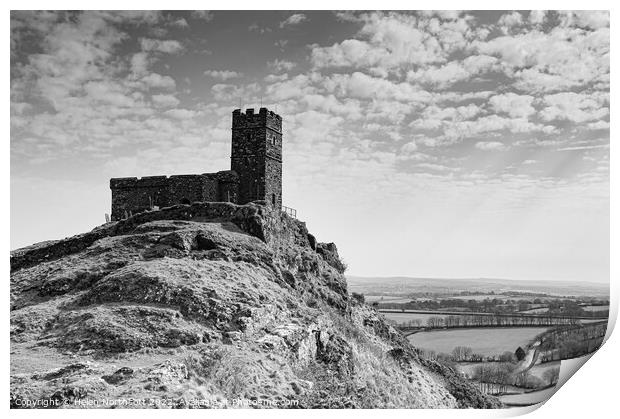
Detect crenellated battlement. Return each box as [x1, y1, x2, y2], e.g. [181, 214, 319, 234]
[232, 107, 282, 133]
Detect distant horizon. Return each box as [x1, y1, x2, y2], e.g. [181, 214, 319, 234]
[346, 274, 610, 287]
[9, 224, 610, 286]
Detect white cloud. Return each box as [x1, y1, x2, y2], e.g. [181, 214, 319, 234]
[204, 70, 242, 80]
[248, 22, 271, 34]
[268, 59, 296, 73]
[557, 144, 609, 151]
[528, 11, 546, 25]
[419, 10, 463, 20]
[164, 109, 197, 119]
[265, 74, 316, 101]
[211, 83, 260, 102]
[264, 73, 288, 83]
[540, 92, 609, 123]
[311, 12, 451, 70]
[441, 115, 555, 142]
[274, 39, 288, 50]
[311, 39, 381, 68]
[302, 94, 362, 119]
[105, 11, 162, 25]
[475, 141, 506, 151]
[151, 94, 180, 108]
[327, 72, 432, 103]
[280, 13, 307, 28]
[472, 26, 609, 93]
[140, 73, 177, 90]
[288, 110, 344, 144]
[191, 11, 213, 22]
[498, 11, 524, 33]
[489, 93, 535, 118]
[83, 81, 136, 107]
[140, 38, 184, 54]
[407, 62, 471, 88]
[401, 141, 418, 153]
[415, 104, 481, 125]
[587, 120, 609, 130]
[560, 11, 609, 29]
[406, 54, 498, 88]
[169, 17, 189, 28]
[433, 91, 494, 103]
[130, 52, 151, 74]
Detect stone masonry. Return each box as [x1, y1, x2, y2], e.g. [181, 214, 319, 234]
[110, 108, 283, 221]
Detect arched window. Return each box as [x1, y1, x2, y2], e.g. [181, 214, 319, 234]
[180, 198, 191, 205]
[271, 193, 276, 206]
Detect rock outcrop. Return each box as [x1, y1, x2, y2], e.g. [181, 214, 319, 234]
[10, 202, 500, 409]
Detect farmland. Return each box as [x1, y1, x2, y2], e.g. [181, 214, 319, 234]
[583, 305, 609, 312]
[407, 327, 548, 356]
[349, 276, 608, 407]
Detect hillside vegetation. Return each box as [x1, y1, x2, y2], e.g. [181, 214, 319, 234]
[10, 202, 500, 409]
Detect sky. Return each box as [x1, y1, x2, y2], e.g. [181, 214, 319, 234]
[10, 10, 609, 283]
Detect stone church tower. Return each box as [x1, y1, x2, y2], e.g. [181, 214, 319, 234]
[109, 107, 284, 220]
[231, 108, 282, 208]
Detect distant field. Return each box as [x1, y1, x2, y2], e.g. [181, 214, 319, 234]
[519, 308, 549, 314]
[364, 295, 413, 303]
[408, 327, 548, 356]
[583, 305, 609, 312]
[449, 295, 557, 302]
[439, 295, 498, 301]
[348, 276, 609, 299]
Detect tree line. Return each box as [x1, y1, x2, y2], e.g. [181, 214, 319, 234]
[537, 322, 607, 362]
[378, 297, 609, 319]
[398, 313, 579, 330]
[470, 363, 560, 395]
[418, 346, 560, 395]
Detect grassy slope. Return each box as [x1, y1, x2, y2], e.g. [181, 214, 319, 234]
[10, 203, 500, 409]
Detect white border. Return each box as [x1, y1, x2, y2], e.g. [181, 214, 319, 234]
[3, 2, 616, 418]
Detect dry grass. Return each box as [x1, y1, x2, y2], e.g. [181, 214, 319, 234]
[11, 216, 488, 409]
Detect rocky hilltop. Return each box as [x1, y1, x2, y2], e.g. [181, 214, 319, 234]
[10, 202, 500, 409]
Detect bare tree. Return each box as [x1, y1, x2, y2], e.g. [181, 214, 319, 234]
[452, 346, 473, 362]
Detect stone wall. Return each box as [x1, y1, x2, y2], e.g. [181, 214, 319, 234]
[216, 170, 240, 203]
[230, 156, 265, 205]
[110, 176, 170, 220]
[110, 171, 238, 221]
[265, 159, 282, 209]
[168, 175, 215, 205]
